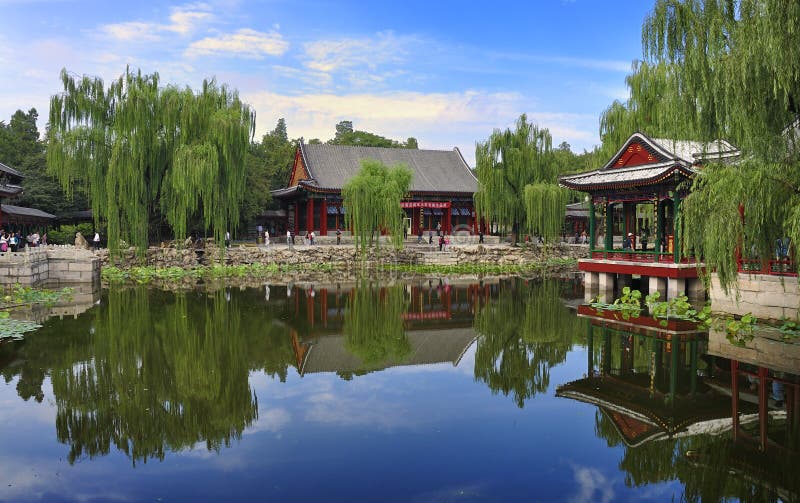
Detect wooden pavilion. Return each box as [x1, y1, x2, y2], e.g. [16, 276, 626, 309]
[271, 141, 479, 237]
[559, 132, 740, 300]
[0, 161, 56, 234]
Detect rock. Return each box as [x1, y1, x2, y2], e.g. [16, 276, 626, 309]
[75, 232, 90, 249]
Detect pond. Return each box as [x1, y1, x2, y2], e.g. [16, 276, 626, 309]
[0, 278, 797, 502]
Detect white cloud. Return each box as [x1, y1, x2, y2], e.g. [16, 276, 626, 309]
[304, 31, 411, 73]
[245, 89, 600, 165]
[98, 3, 212, 42]
[186, 28, 288, 59]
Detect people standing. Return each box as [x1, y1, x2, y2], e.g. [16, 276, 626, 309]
[257, 224, 263, 244]
[286, 230, 292, 247]
[309, 231, 315, 245]
[264, 229, 270, 247]
[93, 231, 101, 250]
[9, 232, 17, 252]
[478, 229, 484, 244]
[0, 233, 7, 252]
[336, 228, 342, 245]
[225, 231, 231, 248]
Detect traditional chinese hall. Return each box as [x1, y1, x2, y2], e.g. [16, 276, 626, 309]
[271, 141, 479, 237]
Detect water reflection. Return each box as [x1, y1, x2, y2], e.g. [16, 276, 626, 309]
[559, 307, 800, 502]
[473, 280, 583, 407]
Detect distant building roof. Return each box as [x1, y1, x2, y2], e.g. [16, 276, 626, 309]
[298, 327, 478, 376]
[0, 161, 24, 179]
[1, 204, 56, 220]
[276, 142, 478, 196]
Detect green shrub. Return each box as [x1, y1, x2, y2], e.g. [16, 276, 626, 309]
[48, 223, 96, 245]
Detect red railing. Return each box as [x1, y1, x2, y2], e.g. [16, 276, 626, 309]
[590, 250, 697, 264]
[737, 257, 797, 277]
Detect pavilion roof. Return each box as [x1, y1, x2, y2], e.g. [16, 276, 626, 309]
[1, 204, 56, 220]
[0, 161, 24, 180]
[0, 183, 23, 198]
[277, 142, 478, 196]
[559, 132, 740, 193]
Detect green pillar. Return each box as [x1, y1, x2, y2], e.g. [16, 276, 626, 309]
[656, 199, 664, 253]
[689, 340, 698, 394]
[673, 193, 682, 263]
[601, 327, 611, 376]
[605, 201, 613, 253]
[588, 199, 596, 252]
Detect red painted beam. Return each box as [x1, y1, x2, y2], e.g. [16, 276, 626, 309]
[578, 260, 701, 278]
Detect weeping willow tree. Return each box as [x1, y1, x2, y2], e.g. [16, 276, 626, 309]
[474, 114, 569, 244]
[47, 67, 255, 254]
[343, 283, 410, 367]
[600, 0, 800, 292]
[473, 279, 583, 408]
[341, 159, 412, 253]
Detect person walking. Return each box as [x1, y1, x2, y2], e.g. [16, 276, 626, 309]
[264, 229, 270, 248]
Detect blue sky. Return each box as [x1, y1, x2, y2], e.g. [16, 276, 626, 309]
[0, 0, 653, 165]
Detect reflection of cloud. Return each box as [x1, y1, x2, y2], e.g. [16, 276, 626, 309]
[569, 465, 614, 503]
[305, 391, 411, 429]
[0, 457, 130, 502]
[245, 407, 291, 435]
[186, 28, 289, 59]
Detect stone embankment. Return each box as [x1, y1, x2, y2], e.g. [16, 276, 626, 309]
[97, 243, 589, 270]
[0, 246, 101, 286]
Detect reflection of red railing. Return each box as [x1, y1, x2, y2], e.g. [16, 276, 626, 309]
[590, 250, 696, 264]
[737, 258, 798, 277]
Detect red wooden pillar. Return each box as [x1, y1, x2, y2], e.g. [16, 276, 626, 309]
[293, 203, 299, 235]
[321, 288, 328, 327]
[307, 198, 314, 234]
[320, 198, 327, 236]
[758, 366, 768, 451]
[307, 289, 315, 327]
[445, 203, 452, 233]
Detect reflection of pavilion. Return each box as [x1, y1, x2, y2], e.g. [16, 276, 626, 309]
[557, 307, 747, 446]
[286, 281, 493, 376]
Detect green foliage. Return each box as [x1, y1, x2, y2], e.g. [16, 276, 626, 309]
[101, 262, 335, 284]
[725, 313, 757, 347]
[590, 286, 643, 318]
[342, 159, 412, 253]
[47, 68, 255, 254]
[473, 279, 583, 407]
[0, 313, 41, 341]
[47, 223, 95, 245]
[645, 291, 712, 328]
[601, 0, 800, 291]
[383, 257, 577, 276]
[343, 283, 411, 365]
[328, 120, 418, 148]
[779, 320, 800, 340]
[0, 284, 73, 341]
[474, 114, 569, 243]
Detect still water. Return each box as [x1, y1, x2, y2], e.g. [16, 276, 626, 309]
[0, 278, 796, 502]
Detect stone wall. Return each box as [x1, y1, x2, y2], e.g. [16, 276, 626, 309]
[707, 326, 799, 374]
[0, 246, 100, 286]
[98, 243, 589, 270]
[709, 273, 800, 321]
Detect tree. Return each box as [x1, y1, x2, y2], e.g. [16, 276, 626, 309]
[239, 118, 295, 228]
[474, 114, 569, 244]
[47, 68, 255, 253]
[328, 120, 418, 148]
[0, 108, 88, 216]
[341, 159, 412, 252]
[343, 283, 411, 367]
[604, 0, 800, 291]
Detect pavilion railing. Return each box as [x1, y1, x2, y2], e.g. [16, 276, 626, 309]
[737, 257, 797, 277]
[590, 249, 698, 264]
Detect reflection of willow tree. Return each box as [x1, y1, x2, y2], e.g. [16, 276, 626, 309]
[343, 284, 410, 366]
[473, 280, 583, 407]
[51, 288, 258, 465]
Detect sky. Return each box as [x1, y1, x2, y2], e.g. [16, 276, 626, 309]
[0, 0, 654, 166]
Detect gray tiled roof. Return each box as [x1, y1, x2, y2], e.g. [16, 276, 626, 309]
[560, 161, 695, 190]
[0, 161, 24, 179]
[1, 204, 56, 219]
[0, 183, 23, 197]
[650, 138, 739, 164]
[300, 143, 477, 193]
